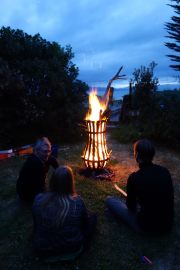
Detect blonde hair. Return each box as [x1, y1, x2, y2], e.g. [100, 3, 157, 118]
[49, 166, 76, 196]
[40, 166, 76, 227]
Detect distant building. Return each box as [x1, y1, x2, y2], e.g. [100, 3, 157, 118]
[109, 100, 122, 123]
[120, 83, 139, 122]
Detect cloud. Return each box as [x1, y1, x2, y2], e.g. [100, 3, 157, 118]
[0, 0, 179, 87]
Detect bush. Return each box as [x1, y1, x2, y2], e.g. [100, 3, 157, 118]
[110, 124, 142, 144]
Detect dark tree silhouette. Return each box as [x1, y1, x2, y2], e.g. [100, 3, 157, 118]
[0, 27, 88, 147]
[165, 0, 180, 71]
[131, 61, 159, 126]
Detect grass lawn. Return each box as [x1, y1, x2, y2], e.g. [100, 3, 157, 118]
[0, 129, 180, 270]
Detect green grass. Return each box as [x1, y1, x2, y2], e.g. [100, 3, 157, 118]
[0, 132, 180, 270]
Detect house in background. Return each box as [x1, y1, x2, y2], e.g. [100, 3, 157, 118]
[109, 99, 122, 123]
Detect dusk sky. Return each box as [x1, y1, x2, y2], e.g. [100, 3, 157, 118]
[0, 0, 179, 88]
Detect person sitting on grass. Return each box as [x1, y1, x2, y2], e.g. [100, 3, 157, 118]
[106, 139, 174, 235]
[16, 137, 59, 203]
[32, 165, 97, 259]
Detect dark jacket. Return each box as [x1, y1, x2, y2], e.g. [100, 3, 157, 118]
[126, 163, 174, 234]
[16, 154, 58, 202]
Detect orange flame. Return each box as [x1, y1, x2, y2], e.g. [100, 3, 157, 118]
[85, 89, 106, 121]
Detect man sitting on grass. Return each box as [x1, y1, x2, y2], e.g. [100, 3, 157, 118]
[106, 139, 174, 235]
[16, 137, 59, 203]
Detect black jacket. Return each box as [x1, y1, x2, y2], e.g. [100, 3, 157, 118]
[126, 163, 174, 234]
[16, 154, 58, 202]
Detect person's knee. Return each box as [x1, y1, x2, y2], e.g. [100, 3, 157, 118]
[105, 196, 114, 207]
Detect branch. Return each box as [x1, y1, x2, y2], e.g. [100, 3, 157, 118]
[102, 66, 126, 107]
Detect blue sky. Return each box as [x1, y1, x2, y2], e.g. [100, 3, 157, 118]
[0, 0, 179, 88]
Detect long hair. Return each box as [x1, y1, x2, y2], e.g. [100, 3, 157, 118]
[40, 166, 76, 227]
[134, 139, 155, 164]
[49, 166, 76, 196]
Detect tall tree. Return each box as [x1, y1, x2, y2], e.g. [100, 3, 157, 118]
[0, 27, 88, 147]
[130, 61, 159, 130]
[165, 0, 180, 71]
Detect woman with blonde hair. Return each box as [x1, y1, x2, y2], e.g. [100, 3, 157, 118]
[32, 166, 97, 258]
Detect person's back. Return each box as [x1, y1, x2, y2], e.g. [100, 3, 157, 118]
[127, 163, 174, 234]
[32, 166, 97, 257]
[32, 193, 88, 254]
[106, 139, 174, 236]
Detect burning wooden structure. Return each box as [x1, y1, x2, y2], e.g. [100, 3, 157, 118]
[82, 118, 110, 169]
[82, 66, 126, 170]
[81, 90, 111, 169]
